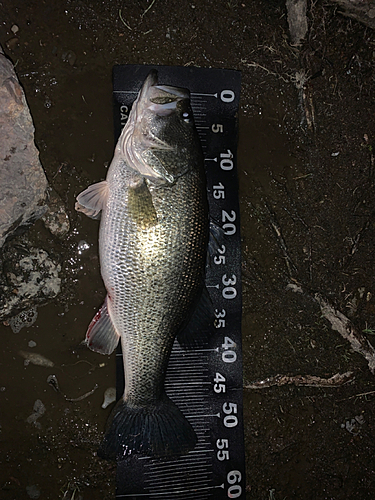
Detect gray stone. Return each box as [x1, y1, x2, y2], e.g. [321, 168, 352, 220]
[330, 0, 375, 30]
[0, 245, 61, 321]
[0, 47, 48, 248]
[286, 0, 308, 47]
[41, 189, 70, 238]
[26, 485, 41, 499]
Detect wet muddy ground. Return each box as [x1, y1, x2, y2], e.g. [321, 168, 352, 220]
[1, 0, 375, 498]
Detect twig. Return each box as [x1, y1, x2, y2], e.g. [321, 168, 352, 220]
[264, 202, 297, 278]
[314, 293, 375, 374]
[348, 390, 375, 399]
[141, 0, 157, 18]
[293, 173, 313, 180]
[287, 284, 375, 375]
[47, 374, 99, 402]
[345, 220, 370, 266]
[65, 384, 98, 402]
[244, 371, 354, 389]
[241, 61, 290, 84]
[119, 8, 132, 30]
[301, 83, 316, 132]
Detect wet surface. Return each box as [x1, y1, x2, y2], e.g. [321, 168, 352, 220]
[1, 1, 375, 498]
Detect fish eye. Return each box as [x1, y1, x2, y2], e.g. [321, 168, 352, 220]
[182, 111, 191, 123]
[150, 96, 176, 104]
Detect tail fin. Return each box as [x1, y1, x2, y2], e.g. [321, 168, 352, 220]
[98, 393, 197, 460]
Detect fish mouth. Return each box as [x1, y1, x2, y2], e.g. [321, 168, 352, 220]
[119, 70, 191, 184]
[135, 69, 190, 117]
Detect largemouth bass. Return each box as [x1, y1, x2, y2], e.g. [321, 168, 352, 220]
[76, 70, 208, 460]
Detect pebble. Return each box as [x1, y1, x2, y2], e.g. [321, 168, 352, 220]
[77, 240, 90, 255]
[26, 485, 40, 499]
[9, 307, 38, 334]
[62, 50, 76, 66]
[19, 350, 54, 367]
[102, 387, 116, 408]
[26, 399, 46, 428]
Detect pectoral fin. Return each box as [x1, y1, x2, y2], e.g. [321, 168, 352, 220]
[75, 180, 108, 220]
[128, 179, 158, 228]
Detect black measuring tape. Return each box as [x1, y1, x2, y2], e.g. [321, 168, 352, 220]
[112, 65, 244, 500]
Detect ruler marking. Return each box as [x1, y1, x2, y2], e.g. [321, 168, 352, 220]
[117, 484, 223, 497]
[169, 398, 208, 403]
[146, 473, 213, 485]
[148, 481, 214, 492]
[165, 377, 212, 386]
[145, 462, 211, 474]
[169, 386, 208, 390]
[168, 399, 208, 404]
[146, 475, 213, 486]
[146, 464, 211, 474]
[117, 483, 224, 497]
[191, 92, 218, 97]
[169, 348, 218, 354]
[147, 457, 211, 464]
[143, 454, 212, 470]
[167, 370, 206, 373]
[166, 365, 207, 370]
[187, 448, 215, 454]
[166, 369, 206, 372]
[169, 392, 208, 396]
[186, 413, 220, 419]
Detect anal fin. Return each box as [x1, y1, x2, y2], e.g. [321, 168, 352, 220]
[85, 297, 120, 354]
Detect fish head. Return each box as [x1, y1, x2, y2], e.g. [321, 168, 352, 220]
[118, 70, 203, 186]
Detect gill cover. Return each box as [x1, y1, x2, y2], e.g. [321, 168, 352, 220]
[117, 70, 191, 185]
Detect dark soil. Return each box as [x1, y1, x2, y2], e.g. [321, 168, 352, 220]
[1, 1, 375, 499]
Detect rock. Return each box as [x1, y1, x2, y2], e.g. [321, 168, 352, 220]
[41, 189, 70, 238]
[26, 485, 41, 499]
[19, 350, 55, 367]
[102, 387, 117, 409]
[9, 307, 38, 333]
[62, 50, 77, 66]
[330, 0, 375, 30]
[0, 244, 61, 321]
[286, 0, 308, 46]
[26, 399, 46, 431]
[0, 47, 48, 248]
